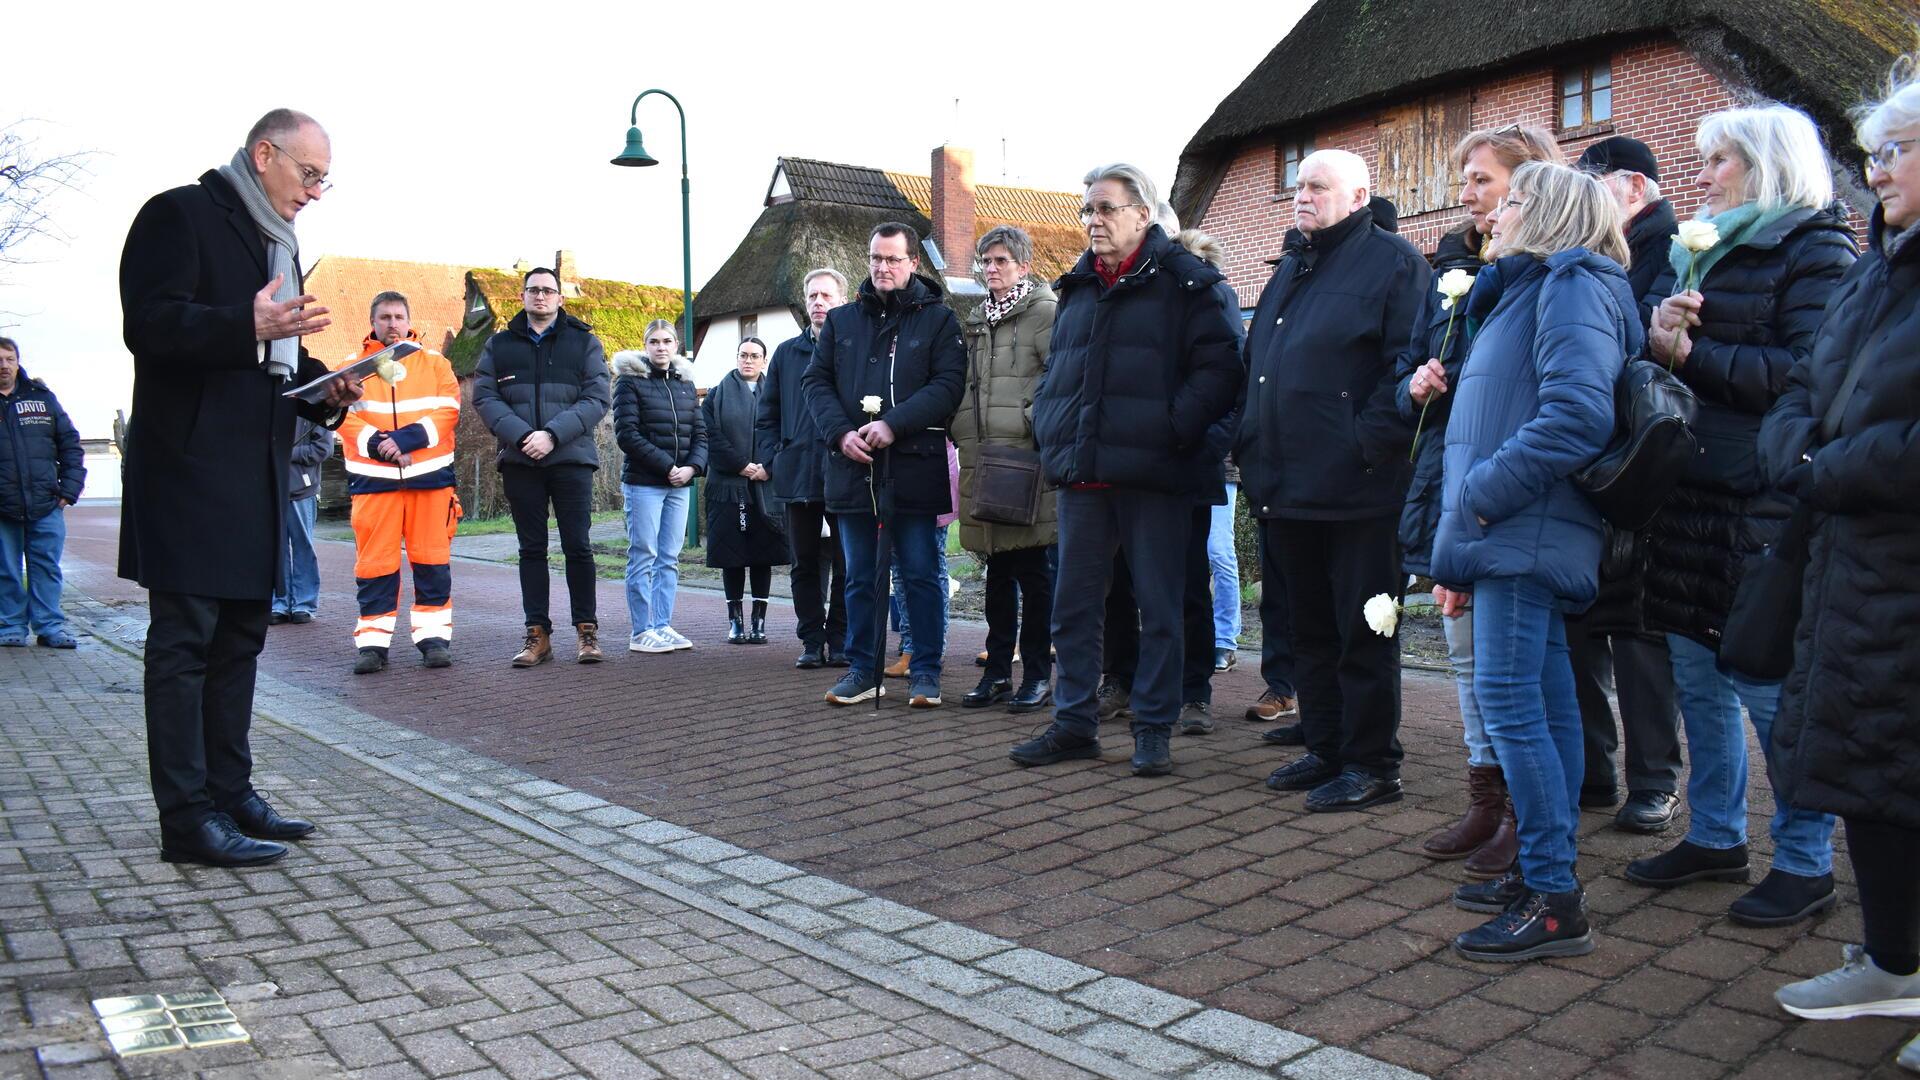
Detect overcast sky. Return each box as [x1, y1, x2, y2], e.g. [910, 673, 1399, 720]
[4, 0, 1309, 435]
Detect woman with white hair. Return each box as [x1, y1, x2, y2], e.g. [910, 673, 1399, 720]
[1762, 52, 1920, 1061]
[1428, 161, 1634, 960]
[1627, 104, 1857, 926]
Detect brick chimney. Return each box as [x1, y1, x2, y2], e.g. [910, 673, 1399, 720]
[553, 249, 580, 298]
[929, 146, 976, 274]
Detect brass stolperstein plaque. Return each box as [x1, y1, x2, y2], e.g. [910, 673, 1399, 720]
[91, 995, 167, 1019]
[169, 1005, 238, 1027]
[100, 1013, 173, 1036]
[180, 1022, 250, 1049]
[107, 1027, 186, 1056]
[159, 991, 226, 1009]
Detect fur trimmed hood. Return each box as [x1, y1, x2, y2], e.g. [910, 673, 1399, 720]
[612, 350, 692, 380]
[1176, 228, 1226, 268]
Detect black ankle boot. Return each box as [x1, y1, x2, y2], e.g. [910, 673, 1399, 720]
[1454, 887, 1593, 962]
[1728, 869, 1836, 927]
[748, 600, 768, 644]
[726, 601, 746, 644]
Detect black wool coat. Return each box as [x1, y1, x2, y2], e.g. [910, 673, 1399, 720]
[117, 170, 338, 600]
[1240, 206, 1432, 521]
[1640, 206, 1856, 646]
[800, 274, 966, 517]
[1031, 226, 1244, 495]
[755, 326, 830, 505]
[702, 372, 788, 569]
[1760, 208, 1920, 829]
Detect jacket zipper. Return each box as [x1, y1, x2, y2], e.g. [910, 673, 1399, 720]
[666, 369, 682, 466]
[3, 392, 29, 510]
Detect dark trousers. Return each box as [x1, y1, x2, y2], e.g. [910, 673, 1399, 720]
[500, 464, 597, 630]
[786, 501, 845, 650]
[983, 546, 1054, 682]
[1053, 487, 1190, 737]
[1847, 816, 1920, 976]
[1257, 521, 1298, 699]
[1565, 613, 1682, 796]
[144, 590, 269, 836]
[1103, 506, 1215, 704]
[1268, 515, 1403, 776]
[722, 565, 772, 601]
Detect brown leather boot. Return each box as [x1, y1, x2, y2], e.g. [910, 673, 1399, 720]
[1464, 791, 1519, 879]
[575, 622, 603, 664]
[1423, 764, 1505, 859]
[511, 625, 551, 668]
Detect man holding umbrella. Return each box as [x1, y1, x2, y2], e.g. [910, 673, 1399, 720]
[801, 222, 966, 707]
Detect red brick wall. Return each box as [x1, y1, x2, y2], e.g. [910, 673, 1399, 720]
[930, 147, 978, 275]
[1199, 35, 1764, 307]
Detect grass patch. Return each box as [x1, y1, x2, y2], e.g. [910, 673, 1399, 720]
[460, 509, 626, 536]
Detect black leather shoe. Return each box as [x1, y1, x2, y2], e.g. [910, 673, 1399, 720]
[1010, 724, 1101, 767]
[1261, 723, 1305, 746]
[963, 676, 1013, 708]
[1305, 768, 1404, 813]
[1625, 840, 1749, 888]
[1454, 869, 1527, 913]
[1728, 869, 1836, 928]
[1266, 752, 1339, 791]
[795, 643, 825, 669]
[224, 793, 315, 841]
[822, 642, 850, 667]
[161, 814, 289, 867]
[289, 611, 314, 625]
[1131, 726, 1172, 777]
[268, 611, 290, 626]
[1007, 678, 1052, 714]
[1615, 790, 1681, 834]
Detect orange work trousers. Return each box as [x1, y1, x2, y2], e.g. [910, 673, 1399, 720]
[351, 487, 459, 651]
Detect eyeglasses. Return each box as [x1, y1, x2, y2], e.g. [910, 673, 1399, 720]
[523, 286, 561, 297]
[868, 254, 913, 267]
[977, 254, 1022, 269]
[270, 142, 332, 193]
[1078, 201, 1143, 224]
[1867, 138, 1918, 176]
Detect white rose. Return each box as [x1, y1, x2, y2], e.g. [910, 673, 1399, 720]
[1363, 593, 1400, 638]
[860, 395, 884, 415]
[1436, 267, 1474, 310]
[374, 358, 404, 386]
[1675, 220, 1720, 253]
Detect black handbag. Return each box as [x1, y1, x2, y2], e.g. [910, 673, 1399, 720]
[963, 342, 1043, 527]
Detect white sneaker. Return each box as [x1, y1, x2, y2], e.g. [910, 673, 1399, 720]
[629, 629, 676, 654]
[660, 626, 694, 651]
[1776, 944, 1920, 1019]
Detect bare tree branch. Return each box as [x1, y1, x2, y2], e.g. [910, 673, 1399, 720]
[0, 120, 96, 269]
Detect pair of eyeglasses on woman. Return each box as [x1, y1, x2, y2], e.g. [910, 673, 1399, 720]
[1866, 138, 1917, 176]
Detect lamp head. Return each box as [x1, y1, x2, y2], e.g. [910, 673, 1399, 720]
[611, 126, 658, 167]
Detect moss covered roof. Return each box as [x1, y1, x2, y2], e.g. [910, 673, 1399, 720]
[447, 269, 686, 376]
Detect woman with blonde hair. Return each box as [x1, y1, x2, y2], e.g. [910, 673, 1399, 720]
[612, 319, 705, 653]
[1429, 161, 1634, 961]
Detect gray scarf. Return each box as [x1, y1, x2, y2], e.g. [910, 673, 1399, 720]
[216, 148, 300, 379]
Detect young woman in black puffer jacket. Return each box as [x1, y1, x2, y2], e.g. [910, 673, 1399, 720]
[612, 320, 706, 654]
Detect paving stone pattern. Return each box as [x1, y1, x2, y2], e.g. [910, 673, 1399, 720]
[44, 504, 1920, 1077]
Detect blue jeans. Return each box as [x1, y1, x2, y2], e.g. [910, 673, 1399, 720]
[623, 484, 689, 636]
[1208, 483, 1242, 649]
[845, 512, 943, 679]
[1444, 608, 1495, 767]
[272, 496, 320, 616]
[890, 523, 948, 656]
[1667, 633, 1835, 875]
[1474, 577, 1582, 894]
[0, 509, 67, 637]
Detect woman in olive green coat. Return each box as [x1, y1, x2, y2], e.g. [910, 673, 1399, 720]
[956, 225, 1058, 712]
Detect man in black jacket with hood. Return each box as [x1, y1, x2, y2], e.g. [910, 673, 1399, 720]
[801, 224, 965, 708]
[1241, 149, 1430, 813]
[0, 337, 85, 649]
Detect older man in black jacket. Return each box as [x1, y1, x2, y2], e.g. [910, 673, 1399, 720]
[758, 268, 850, 670]
[118, 108, 361, 868]
[1010, 163, 1244, 777]
[1242, 149, 1431, 812]
[0, 337, 85, 649]
[802, 225, 965, 708]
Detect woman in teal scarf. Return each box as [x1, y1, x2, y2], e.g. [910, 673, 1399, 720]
[1627, 104, 1858, 927]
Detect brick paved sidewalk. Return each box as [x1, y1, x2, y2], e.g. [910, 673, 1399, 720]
[41, 505, 1920, 1077]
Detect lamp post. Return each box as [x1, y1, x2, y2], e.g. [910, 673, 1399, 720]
[610, 89, 693, 357]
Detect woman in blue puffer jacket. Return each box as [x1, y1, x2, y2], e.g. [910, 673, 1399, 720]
[1430, 161, 1637, 964]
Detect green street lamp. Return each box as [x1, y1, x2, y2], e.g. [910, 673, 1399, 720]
[611, 88, 693, 359]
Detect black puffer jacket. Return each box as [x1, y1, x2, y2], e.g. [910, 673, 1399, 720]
[801, 273, 966, 516]
[755, 327, 828, 505]
[612, 353, 706, 486]
[1625, 199, 1679, 305]
[1396, 226, 1485, 576]
[0, 373, 85, 522]
[1032, 225, 1243, 495]
[1240, 206, 1431, 521]
[470, 309, 611, 470]
[1760, 208, 1920, 828]
[1641, 206, 1856, 646]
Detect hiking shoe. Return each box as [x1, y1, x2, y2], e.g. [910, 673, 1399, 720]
[1131, 726, 1172, 776]
[353, 647, 388, 675]
[1009, 723, 1100, 767]
[1625, 840, 1749, 888]
[909, 675, 942, 708]
[575, 622, 603, 663]
[1454, 887, 1594, 963]
[630, 629, 676, 654]
[1776, 945, 1920, 1019]
[1095, 678, 1133, 722]
[1178, 701, 1214, 735]
[1728, 869, 1836, 928]
[825, 671, 884, 705]
[1454, 869, 1527, 913]
[419, 639, 452, 669]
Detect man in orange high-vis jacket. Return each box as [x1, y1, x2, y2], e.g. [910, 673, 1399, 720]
[338, 290, 461, 674]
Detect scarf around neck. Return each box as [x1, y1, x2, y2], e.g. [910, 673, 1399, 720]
[981, 278, 1033, 326]
[1667, 203, 1798, 291]
[216, 147, 301, 379]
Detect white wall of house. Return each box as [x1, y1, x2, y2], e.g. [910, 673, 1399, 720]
[693, 307, 802, 388]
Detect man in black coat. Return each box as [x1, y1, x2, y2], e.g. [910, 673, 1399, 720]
[801, 223, 965, 708]
[757, 268, 849, 669]
[1570, 135, 1685, 833]
[0, 337, 85, 648]
[470, 267, 612, 666]
[1240, 149, 1431, 813]
[118, 108, 361, 868]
